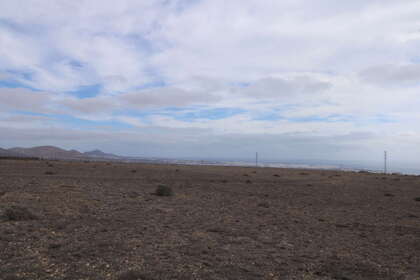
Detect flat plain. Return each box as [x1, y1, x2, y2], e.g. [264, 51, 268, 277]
[0, 159, 419, 280]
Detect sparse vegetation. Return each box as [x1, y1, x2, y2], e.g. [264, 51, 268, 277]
[155, 185, 173, 196]
[118, 270, 151, 280]
[258, 202, 269, 208]
[0, 159, 419, 279]
[3, 206, 37, 221]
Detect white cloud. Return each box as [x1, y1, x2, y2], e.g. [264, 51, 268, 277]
[1, 0, 420, 166]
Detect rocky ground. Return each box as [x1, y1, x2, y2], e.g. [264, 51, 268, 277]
[0, 159, 419, 280]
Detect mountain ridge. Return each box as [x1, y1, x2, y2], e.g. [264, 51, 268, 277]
[2, 146, 120, 160]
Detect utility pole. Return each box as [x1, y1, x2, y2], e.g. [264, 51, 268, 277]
[255, 152, 258, 167]
[384, 151, 387, 174]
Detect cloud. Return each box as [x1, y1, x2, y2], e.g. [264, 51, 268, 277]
[360, 64, 420, 86]
[238, 76, 331, 99]
[119, 87, 221, 109]
[0, 88, 53, 113]
[1, 0, 420, 166]
[0, 71, 11, 80]
[60, 96, 117, 114]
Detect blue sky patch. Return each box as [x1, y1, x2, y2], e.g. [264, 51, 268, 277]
[0, 70, 39, 91]
[67, 84, 102, 98]
[174, 108, 246, 122]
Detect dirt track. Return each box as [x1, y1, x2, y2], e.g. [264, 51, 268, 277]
[0, 159, 419, 280]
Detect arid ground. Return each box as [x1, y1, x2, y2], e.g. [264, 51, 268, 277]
[0, 159, 419, 280]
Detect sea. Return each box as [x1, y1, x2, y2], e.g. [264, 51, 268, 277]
[124, 157, 420, 176]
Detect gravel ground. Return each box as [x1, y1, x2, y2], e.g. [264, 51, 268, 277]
[0, 159, 419, 280]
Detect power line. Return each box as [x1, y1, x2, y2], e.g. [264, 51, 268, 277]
[255, 152, 258, 167]
[384, 151, 387, 174]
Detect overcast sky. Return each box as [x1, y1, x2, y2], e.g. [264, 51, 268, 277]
[1, 0, 420, 165]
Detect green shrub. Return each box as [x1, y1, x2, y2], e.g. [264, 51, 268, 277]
[118, 270, 152, 280]
[155, 185, 173, 196]
[4, 206, 37, 221]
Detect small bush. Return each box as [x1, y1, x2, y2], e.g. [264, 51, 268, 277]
[155, 185, 173, 196]
[245, 179, 252, 184]
[273, 174, 280, 177]
[4, 206, 37, 221]
[414, 197, 420, 202]
[128, 191, 140, 198]
[131, 169, 137, 173]
[48, 243, 62, 250]
[257, 202, 269, 208]
[118, 270, 152, 280]
[45, 171, 55, 175]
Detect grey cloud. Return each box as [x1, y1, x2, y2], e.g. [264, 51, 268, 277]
[360, 64, 420, 86]
[0, 87, 52, 113]
[239, 76, 331, 99]
[0, 72, 11, 80]
[0, 114, 51, 123]
[60, 96, 117, 114]
[60, 86, 222, 115]
[119, 87, 221, 109]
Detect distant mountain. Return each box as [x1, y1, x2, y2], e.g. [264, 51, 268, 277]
[0, 148, 24, 158]
[8, 146, 84, 159]
[0, 146, 123, 160]
[83, 149, 120, 159]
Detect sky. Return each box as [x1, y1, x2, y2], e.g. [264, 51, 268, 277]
[1, 0, 420, 165]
